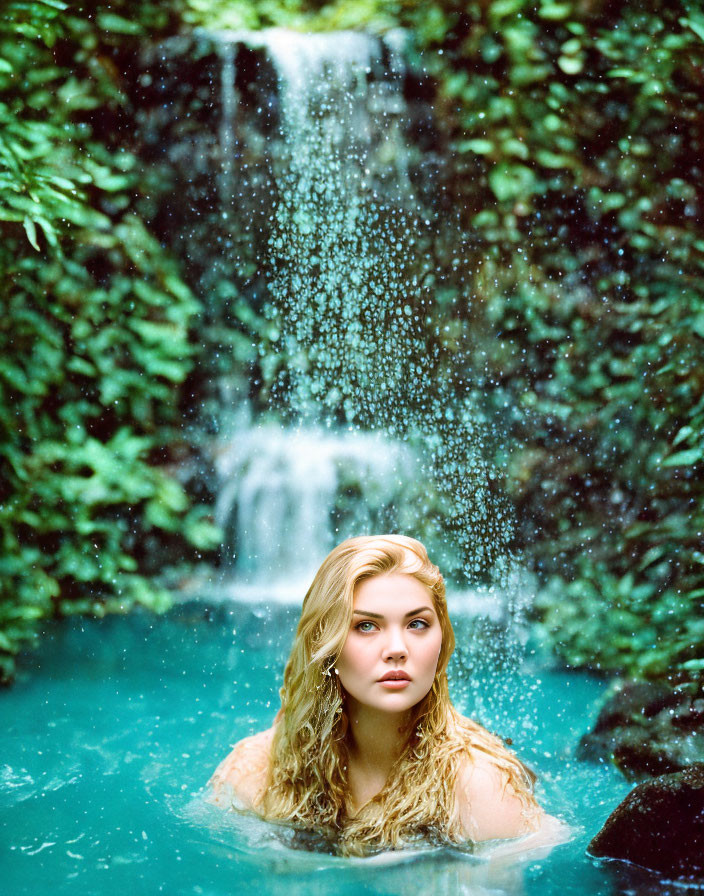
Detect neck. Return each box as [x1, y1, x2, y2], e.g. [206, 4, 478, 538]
[344, 698, 412, 775]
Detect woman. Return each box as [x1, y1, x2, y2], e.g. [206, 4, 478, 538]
[209, 534, 559, 856]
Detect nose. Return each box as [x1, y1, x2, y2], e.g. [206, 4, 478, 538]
[383, 626, 407, 662]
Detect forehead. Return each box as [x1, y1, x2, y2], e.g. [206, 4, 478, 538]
[353, 573, 435, 612]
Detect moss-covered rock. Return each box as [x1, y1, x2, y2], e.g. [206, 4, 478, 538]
[578, 679, 704, 779]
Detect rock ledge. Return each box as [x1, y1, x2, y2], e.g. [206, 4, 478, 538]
[578, 678, 704, 779]
[588, 763, 704, 880]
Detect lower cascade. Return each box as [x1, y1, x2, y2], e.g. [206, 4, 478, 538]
[214, 422, 413, 595]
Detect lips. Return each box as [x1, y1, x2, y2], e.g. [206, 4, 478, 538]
[378, 670, 411, 682]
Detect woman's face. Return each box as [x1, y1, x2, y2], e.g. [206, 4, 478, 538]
[336, 573, 443, 715]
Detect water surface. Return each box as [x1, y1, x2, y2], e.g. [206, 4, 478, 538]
[0, 601, 687, 895]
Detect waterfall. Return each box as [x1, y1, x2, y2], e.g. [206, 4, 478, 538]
[214, 423, 413, 594]
[136, 28, 515, 593]
[217, 41, 237, 207]
[206, 30, 421, 591]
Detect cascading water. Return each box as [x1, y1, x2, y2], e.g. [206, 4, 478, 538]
[261, 28, 432, 425]
[137, 28, 519, 606]
[209, 29, 429, 589]
[136, 23, 542, 800]
[214, 423, 413, 593]
[213, 29, 515, 598]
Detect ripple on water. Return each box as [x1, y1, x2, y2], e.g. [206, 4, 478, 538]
[0, 609, 662, 896]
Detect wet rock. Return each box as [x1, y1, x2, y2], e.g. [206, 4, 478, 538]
[588, 763, 704, 880]
[578, 678, 704, 779]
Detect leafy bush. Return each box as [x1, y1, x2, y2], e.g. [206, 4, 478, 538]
[395, 0, 704, 678]
[0, 0, 218, 683]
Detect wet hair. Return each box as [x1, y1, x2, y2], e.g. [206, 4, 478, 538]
[258, 534, 537, 855]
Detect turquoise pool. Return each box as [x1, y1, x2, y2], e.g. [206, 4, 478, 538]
[0, 601, 689, 895]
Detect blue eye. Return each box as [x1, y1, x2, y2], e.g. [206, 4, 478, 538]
[409, 619, 430, 630]
[355, 621, 377, 633]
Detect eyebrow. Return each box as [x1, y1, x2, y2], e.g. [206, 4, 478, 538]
[352, 606, 434, 619]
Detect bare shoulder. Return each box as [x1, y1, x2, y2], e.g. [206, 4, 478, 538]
[207, 727, 275, 811]
[455, 748, 543, 842]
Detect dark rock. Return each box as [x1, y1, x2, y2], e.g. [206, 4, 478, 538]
[578, 678, 704, 780]
[590, 680, 675, 731]
[588, 764, 704, 880]
[611, 741, 688, 778]
[672, 698, 704, 731]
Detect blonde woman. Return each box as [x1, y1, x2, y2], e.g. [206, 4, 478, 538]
[208, 534, 563, 856]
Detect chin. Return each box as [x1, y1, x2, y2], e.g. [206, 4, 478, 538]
[374, 690, 427, 712]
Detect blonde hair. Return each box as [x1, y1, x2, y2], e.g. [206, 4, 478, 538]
[259, 534, 537, 855]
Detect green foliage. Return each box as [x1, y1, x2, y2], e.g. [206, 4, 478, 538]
[0, 0, 218, 683]
[7, 0, 699, 685]
[395, 0, 704, 679]
[180, 0, 400, 32]
[534, 565, 704, 678]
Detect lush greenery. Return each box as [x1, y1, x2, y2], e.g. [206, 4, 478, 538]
[179, 0, 703, 680]
[0, 0, 218, 683]
[401, 0, 704, 680]
[2, 0, 702, 686]
[179, 0, 704, 680]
